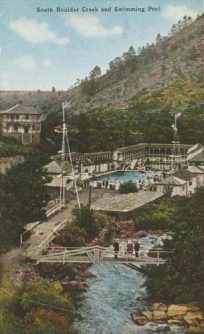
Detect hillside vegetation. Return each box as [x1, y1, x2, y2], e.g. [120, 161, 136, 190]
[0, 15, 203, 113]
[39, 79, 204, 155]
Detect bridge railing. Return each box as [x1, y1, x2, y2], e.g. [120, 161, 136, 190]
[36, 246, 174, 265]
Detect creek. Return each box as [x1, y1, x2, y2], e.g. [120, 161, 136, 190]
[74, 234, 185, 334]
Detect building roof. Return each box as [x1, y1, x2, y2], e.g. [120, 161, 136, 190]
[188, 165, 204, 174]
[0, 104, 41, 115]
[173, 169, 195, 181]
[44, 160, 72, 174]
[186, 144, 204, 162]
[46, 175, 72, 188]
[159, 175, 186, 186]
[187, 143, 203, 155]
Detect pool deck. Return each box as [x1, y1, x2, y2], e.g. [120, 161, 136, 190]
[91, 189, 163, 213]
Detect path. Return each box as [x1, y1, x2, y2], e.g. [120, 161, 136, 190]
[24, 189, 106, 258]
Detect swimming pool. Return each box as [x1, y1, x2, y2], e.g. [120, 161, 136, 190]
[94, 171, 152, 183]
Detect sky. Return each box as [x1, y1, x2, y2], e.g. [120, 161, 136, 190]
[0, 0, 203, 91]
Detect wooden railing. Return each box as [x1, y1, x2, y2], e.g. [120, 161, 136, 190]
[20, 202, 64, 246]
[20, 221, 40, 245]
[35, 246, 173, 266]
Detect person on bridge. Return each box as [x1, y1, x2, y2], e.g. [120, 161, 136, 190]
[113, 239, 120, 259]
[134, 240, 140, 258]
[127, 240, 133, 255]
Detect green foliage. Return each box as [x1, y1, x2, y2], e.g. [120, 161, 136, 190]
[54, 224, 87, 247]
[72, 205, 101, 241]
[132, 197, 176, 230]
[0, 314, 25, 334]
[66, 79, 204, 153]
[119, 180, 138, 194]
[0, 144, 32, 158]
[55, 210, 112, 246]
[24, 309, 75, 334]
[21, 281, 74, 316]
[145, 189, 204, 308]
[0, 152, 50, 253]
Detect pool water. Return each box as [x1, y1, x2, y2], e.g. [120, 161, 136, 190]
[96, 171, 152, 183]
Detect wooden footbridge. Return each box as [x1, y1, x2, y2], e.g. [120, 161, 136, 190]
[31, 246, 170, 266]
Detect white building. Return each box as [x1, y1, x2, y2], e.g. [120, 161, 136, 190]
[157, 169, 197, 197]
[0, 104, 41, 145]
[188, 165, 204, 188]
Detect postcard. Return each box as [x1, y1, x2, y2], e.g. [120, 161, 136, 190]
[0, 1, 204, 334]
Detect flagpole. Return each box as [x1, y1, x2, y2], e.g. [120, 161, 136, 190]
[59, 101, 81, 209]
[60, 103, 66, 207]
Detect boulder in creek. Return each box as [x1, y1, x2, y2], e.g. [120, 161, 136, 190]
[155, 324, 171, 333]
[153, 310, 167, 321]
[83, 271, 96, 278]
[136, 230, 148, 238]
[167, 304, 188, 317]
[131, 308, 142, 317]
[186, 325, 204, 333]
[183, 311, 204, 326]
[167, 319, 184, 326]
[131, 314, 149, 326]
[61, 280, 87, 291]
[143, 310, 153, 321]
[150, 303, 167, 312]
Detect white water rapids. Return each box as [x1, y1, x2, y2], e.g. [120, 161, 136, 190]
[74, 235, 186, 334]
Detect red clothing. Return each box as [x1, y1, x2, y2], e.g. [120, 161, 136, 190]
[127, 243, 133, 254]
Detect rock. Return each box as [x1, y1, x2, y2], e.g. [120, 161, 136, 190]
[132, 314, 149, 326]
[131, 308, 142, 317]
[167, 319, 184, 326]
[83, 271, 96, 278]
[143, 310, 153, 321]
[167, 304, 188, 317]
[155, 324, 171, 333]
[61, 280, 87, 291]
[151, 303, 167, 312]
[136, 230, 148, 238]
[187, 305, 200, 312]
[154, 319, 167, 324]
[184, 311, 204, 326]
[153, 310, 167, 321]
[186, 326, 204, 333]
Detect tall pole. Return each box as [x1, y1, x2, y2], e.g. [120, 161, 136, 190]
[65, 131, 81, 209]
[171, 114, 181, 173]
[59, 102, 81, 209]
[88, 185, 92, 209]
[60, 105, 66, 207]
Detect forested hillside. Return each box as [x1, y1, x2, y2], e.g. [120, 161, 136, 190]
[0, 15, 203, 113]
[38, 79, 204, 155]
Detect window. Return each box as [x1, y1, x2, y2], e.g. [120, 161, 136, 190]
[189, 180, 192, 186]
[25, 115, 29, 120]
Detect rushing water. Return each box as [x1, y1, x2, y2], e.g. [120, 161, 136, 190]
[74, 235, 185, 334]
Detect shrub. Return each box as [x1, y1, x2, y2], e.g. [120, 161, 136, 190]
[21, 281, 74, 317]
[72, 205, 100, 241]
[24, 309, 74, 334]
[119, 180, 138, 194]
[54, 224, 86, 247]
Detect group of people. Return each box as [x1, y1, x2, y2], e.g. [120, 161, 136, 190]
[113, 239, 140, 259]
